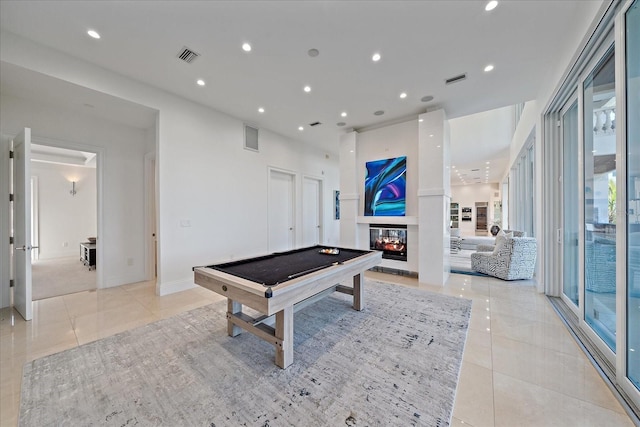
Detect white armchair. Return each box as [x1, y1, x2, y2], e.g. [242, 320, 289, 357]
[471, 236, 537, 280]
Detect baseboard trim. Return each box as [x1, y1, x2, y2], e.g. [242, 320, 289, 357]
[158, 278, 196, 296]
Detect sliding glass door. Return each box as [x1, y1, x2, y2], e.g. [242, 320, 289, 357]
[545, 0, 640, 414]
[583, 48, 617, 352]
[562, 100, 579, 307]
[625, 0, 640, 392]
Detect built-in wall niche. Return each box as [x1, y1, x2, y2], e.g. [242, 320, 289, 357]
[369, 224, 407, 261]
[461, 207, 472, 221]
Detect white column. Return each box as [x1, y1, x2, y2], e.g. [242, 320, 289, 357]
[418, 110, 451, 285]
[339, 131, 359, 247]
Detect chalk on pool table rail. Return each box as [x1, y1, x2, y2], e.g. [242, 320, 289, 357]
[265, 287, 273, 298]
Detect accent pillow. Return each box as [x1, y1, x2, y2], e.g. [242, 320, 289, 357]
[493, 231, 513, 254]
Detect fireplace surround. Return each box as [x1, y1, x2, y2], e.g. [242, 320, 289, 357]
[369, 224, 407, 261]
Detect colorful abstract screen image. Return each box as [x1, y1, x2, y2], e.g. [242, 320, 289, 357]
[364, 156, 406, 216]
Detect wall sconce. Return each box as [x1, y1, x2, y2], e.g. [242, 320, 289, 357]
[70, 181, 77, 196]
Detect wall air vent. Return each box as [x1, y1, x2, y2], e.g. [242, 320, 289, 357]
[244, 125, 259, 152]
[309, 121, 322, 127]
[445, 73, 467, 85]
[177, 47, 200, 64]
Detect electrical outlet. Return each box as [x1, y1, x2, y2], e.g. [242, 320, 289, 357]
[62, 242, 68, 247]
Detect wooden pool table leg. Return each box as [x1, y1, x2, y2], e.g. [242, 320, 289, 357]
[275, 306, 294, 369]
[227, 299, 242, 337]
[353, 272, 364, 311]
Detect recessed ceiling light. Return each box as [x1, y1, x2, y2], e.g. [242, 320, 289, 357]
[374, 110, 384, 116]
[429, 134, 434, 137]
[436, 145, 441, 148]
[242, 42, 252, 52]
[421, 95, 434, 103]
[486, 161, 490, 164]
[372, 53, 381, 62]
[337, 122, 346, 127]
[452, 166, 456, 168]
[484, 64, 494, 72]
[418, 119, 424, 122]
[308, 48, 320, 57]
[87, 30, 100, 39]
[304, 86, 311, 93]
[258, 107, 265, 113]
[196, 79, 206, 86]
[485, 1, 498, 12]
[298, 126, 304, 131]
[341, 112, 347, 117]
[400, 92, 407, 99]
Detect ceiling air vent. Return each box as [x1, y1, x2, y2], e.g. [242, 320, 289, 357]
[177, 47, 200, 64]
[445, 73, 467, 85]
[309, 121, 322, 127]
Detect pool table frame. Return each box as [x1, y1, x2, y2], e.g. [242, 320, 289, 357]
[193, 248, 382, 368]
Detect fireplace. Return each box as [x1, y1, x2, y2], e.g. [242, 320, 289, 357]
[369, 224, 407, 261]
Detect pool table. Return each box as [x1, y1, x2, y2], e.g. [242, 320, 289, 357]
[193, 245, 382, 368]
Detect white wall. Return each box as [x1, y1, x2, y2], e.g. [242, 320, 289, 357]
[451, 183, 501, 236]
[356, 121, 419, 217]
[0, 93, 152, 289]
[0, 31, 340, 297]
[31, 161, 97, 259]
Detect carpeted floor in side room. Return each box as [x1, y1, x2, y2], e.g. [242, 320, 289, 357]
[19, 280, 471, 426]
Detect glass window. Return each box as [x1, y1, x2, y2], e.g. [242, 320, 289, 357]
[625, 0, 640, 390]
[584, 48, 616, 352]
[563, 101, 579, 306]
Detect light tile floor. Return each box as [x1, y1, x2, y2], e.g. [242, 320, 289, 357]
[0, 272, 636, 426]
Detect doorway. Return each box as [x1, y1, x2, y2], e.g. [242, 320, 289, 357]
[30, 143, 98, 300]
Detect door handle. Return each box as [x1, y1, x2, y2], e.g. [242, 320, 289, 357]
[15, 245, 38, 251]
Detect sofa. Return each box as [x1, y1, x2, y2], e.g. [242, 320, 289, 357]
[450, 228, 462, 253]
[471, 235, 537, 280]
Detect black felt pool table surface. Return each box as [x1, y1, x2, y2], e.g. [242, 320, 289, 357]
[206, 245, 370, 287]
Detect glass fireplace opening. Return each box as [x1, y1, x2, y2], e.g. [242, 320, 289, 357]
[370, 224, 407, 261]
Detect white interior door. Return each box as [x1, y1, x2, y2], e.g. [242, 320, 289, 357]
[302, 177, 321, 246]
[268, 169, 294, 252]
[12, 128, 33, 321]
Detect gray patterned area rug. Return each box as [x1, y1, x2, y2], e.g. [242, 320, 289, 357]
[20, 280, 471, 426]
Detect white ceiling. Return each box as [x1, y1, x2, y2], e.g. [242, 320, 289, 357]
[0, 0, 602, 182]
